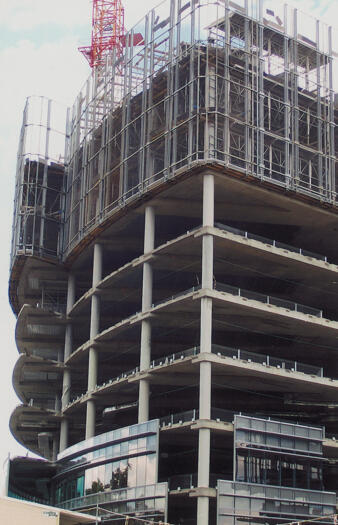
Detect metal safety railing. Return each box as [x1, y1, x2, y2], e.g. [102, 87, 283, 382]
[211, 344, 323, 377]
[216, 282, 323, 318]
[216, 222, 328, 263]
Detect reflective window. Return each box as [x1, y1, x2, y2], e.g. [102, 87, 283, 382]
[54, 420, 159, 505]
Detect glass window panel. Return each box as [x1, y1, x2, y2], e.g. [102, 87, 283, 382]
[296, 438, 308, 451]
[295, 426, 308, 438]
[282, 424, 294, 436]
[155, 484, 166, 497]
[266, 422, 280, 433]
[266, 487, 279, 499]
[310, 429, 322, 440]
[218, 517, 233, 525]
[136, 455, 146, 486]
[130, 424, 139, 436]
[105, 445, 113, 458]
[295, 463, 307, 489]
[145, 454, 156, 485]
[280, 501, 295, 514]
[309, 504, 322, 515]
[252, 420, 264, 431]
[322, 493, 335, 504]
[281, 461, 295, 487]
[144, 497, 155, 510]
[147, 434, 157, 450]
[309, 441, 322, 453]
[236, 416, 250, 429]
[294, 490, 305, 502]
[154, 497, 166, 512]
[236, 456, 245, 481]
[127, 457, 137, 487]
[111, 444, 120, 457]
[138, 422, 147, 435]
[121, 427, 129, 438]
[251, 498, 264, 513]
[126, 500, 136, 513]
[266, 435, 279, 447]
[250, 432, 264, 444]
[136, 486, 146, 499]
[281, 437, 293, 448]
[147, 420, 157, 433]
[265, 459, 279, 485]
[128, 439, 138, 452]
[251, 486, 265, 497]
[236, 430, 246, 442]
[145, 485, 155, 498]
[235, 484, 249, 496]
[104, 463, 113, 489]
[221, 496, 234, 510]
[235, 497, 250, 511]
[120, 441, 128, 455]
[138, 437, 147, 451]
[114, 428, 121, 440]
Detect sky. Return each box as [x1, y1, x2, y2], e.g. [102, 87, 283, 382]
[0, 0, 336, 494]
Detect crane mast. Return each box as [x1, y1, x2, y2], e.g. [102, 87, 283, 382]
[79, 0, 125, 69]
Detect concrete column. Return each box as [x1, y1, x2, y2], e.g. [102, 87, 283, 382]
[86, 243, 103, 440]
[59, 274, 75, 452]
[52, 437, 59, 462]
[138, 206, 155, 423]
[197, 173, 214, 525]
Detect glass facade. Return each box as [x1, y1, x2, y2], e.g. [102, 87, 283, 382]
[7, 423, 167, 523]
[234, 415, 324, 491]
[54, 420, 159, 506]
[217, 480, 336, 525]
[217, 415, 334, 525]
[53, 420, 167, 521]
[61, 482, 168, 523]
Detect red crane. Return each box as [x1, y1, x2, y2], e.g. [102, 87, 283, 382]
[79, 0, 126, 69]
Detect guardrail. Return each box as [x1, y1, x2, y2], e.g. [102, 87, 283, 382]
[150, 346, 199, 368]
[160, 408, 239, 428]
[216, 282, 323, 318]
[216, 222, 328, 263]
[211, 344, 323, 377]
[152, 285, 201, 308]
[168, 473, 219, 490]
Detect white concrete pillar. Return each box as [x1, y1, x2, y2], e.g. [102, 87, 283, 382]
[197, 173, 214, 525]
[138, 206, 155, 423]
[86, 243, 103, 439]
[59, 274, 75, 452]
[86, 400, 96, 440]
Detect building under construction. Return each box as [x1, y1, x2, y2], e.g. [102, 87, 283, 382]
[7, 0, 338, 524]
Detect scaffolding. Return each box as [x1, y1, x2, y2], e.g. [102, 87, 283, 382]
[63, 0, 337, 259]
[10, 96, 68, 267]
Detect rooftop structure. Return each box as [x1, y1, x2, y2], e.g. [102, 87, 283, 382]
[8, 0, 338, 524]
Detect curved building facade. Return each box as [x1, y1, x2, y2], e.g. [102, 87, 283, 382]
[8, 1, 338, 524]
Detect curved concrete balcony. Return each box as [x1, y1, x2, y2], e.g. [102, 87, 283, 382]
[10, 404, 61, 457]
[9, 254, 68, 315]
[15, 304, 66, 357]
[13, 353, 63, 405]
